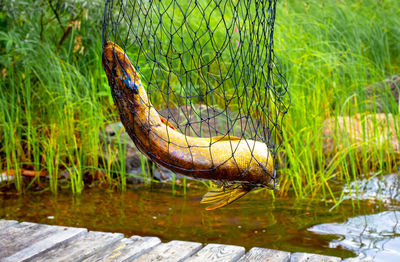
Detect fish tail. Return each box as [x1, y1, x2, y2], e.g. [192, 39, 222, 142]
[200, 184, 251, 211]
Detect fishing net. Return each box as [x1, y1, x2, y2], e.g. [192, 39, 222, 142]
[102, 0, 289, 187]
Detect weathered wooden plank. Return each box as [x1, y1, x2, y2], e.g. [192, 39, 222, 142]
[83, 235, 161, 262]
[238, 247, 291, 262]
[0, 220, 18, 231]
[0, 222, 87, 262]
[29, 231, 124, 262]
[133, 240, 202, 262]
[290, 252, 341, 262]
[185, 243, 245, 262]
[0, 222, 52, 258]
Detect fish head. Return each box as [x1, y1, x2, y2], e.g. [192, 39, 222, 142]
[102, 41, 149, 116]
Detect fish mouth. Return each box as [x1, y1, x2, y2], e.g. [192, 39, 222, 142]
[102, 41, 139, 95]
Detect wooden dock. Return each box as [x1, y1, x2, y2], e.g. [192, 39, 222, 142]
[0, 220, 344, 262]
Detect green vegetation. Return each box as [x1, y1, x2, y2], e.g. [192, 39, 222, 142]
[0, 1, 115, 193]
[0, 0, 399, 204]
[276, 1, 400, 203]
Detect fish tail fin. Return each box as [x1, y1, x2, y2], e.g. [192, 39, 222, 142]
[200, 184, 251, 211]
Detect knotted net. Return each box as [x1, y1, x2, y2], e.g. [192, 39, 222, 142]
[102, 0, 289, 187]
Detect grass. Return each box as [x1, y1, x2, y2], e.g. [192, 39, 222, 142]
[275, 0, 400, 202]
[0, 0, 399, 204]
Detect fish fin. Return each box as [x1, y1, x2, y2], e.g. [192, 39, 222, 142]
[200, 185, 251, 210]
[159, 115, 176, 130]
[211, 135, 243, 142]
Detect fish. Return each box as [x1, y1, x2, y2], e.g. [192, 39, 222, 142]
[102, 41, 276, 210]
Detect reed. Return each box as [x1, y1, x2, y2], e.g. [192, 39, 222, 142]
[276, 0, 399, 201]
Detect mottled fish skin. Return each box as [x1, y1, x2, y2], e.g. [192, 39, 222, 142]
[102, 41, 274, 187]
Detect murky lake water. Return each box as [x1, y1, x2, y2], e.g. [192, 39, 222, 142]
[1, 182, 399, 260]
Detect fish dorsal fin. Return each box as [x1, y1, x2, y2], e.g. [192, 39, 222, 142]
[211, 135, 243, 142]
[200, 184, 251, 210]
[159, 115, 176, 130]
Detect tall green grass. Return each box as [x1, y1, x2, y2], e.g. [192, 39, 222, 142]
[0, 1, 118, 193]
[276, 0, 400, 201]
[0, 0, 399, 203]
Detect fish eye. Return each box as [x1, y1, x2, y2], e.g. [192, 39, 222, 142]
[123, 77, 139, 94]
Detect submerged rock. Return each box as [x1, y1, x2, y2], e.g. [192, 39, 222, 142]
[309, 211, 400, 261]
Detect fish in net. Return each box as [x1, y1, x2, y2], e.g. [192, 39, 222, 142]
[101, 0, 290, 210]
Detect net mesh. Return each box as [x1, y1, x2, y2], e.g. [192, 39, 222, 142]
[102, 0, 289, 187]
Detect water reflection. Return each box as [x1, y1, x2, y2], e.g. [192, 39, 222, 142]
[309, 211, 400, 261]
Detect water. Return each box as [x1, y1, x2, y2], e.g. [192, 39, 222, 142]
[308, 173, 400, 261]
[1, 182, 398, 260]
[310, 211, 400, 261]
